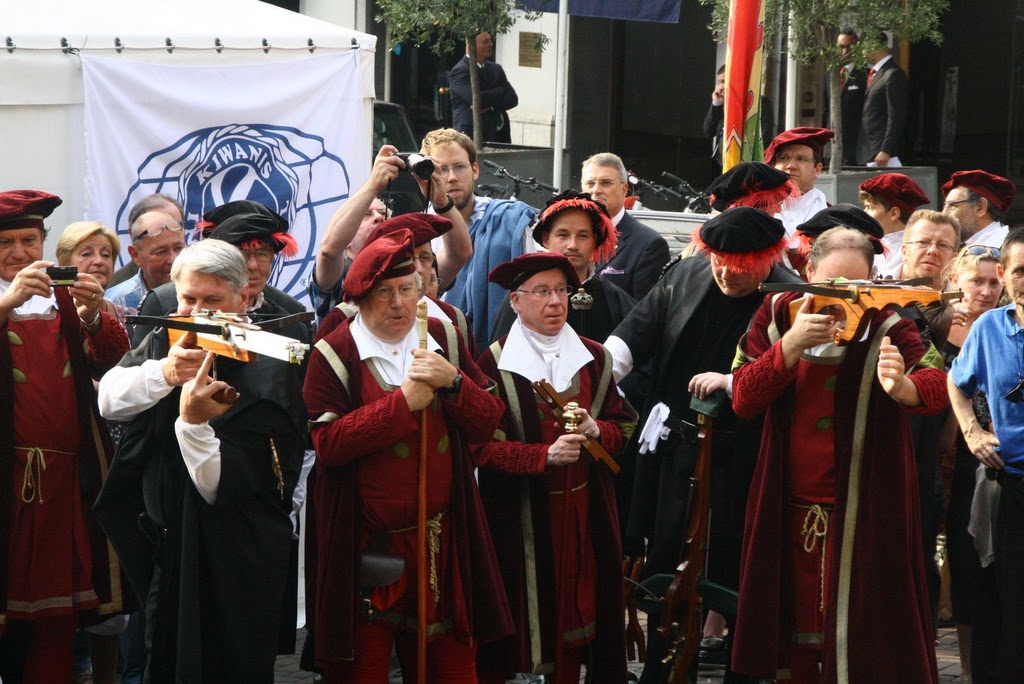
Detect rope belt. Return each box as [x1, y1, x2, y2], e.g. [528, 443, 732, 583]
[549, 480, 589, 496]
[390, 511, 444, 607]
[15, 446, 73, 504]
[790, 501, 833, 612]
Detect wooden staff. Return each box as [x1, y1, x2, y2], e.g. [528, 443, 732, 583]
[554, 400, 581, 681]
[416, 300, 429, 684]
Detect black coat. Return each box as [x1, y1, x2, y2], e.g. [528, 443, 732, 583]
[93, 327, 306, 683]
[609, 256, 802, 571]
[597, 212, 670, 301]
[449, 56, 518, 143]
[703, 95, 776, 168]
[855, 58, 908, 165]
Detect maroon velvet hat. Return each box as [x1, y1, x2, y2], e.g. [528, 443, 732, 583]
[860, 173, 930, 216]
[488, 252, 582, 291]
[365, 212, 452, 248]
[941, 170, 1017, 214]
[0, 190, 63, 232]
[706, 162, 800, 213]
[342, 229, 416, 302]
[692, 206, 788, 274]
[532, 190, 618, 263]
[764, 127, 835, 165]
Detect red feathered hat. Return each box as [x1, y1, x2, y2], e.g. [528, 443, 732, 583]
[532, 190, 618, 264]
[692, 207, 788, 274]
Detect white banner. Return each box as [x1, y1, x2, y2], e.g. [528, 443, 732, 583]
[82, 51, 365, 305]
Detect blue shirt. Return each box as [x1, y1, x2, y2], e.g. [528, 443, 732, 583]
[950, 303, 1024, 476]
[105, 271, 147, 317]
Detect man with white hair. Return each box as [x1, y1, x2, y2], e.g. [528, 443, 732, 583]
[95, 239, 306, 683]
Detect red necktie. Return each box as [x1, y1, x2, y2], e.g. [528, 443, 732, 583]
[867, 67, 877, 89]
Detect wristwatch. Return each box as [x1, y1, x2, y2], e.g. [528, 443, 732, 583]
[433, 194, 455, 214]
[443, 371, 463, 395]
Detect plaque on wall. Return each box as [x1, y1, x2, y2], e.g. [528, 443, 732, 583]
[519, 32, 543, 68]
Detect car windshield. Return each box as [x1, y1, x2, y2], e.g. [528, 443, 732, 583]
[372, 104, 418, 155]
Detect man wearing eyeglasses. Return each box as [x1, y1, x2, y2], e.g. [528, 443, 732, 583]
[765, 127, 835, 235]
[303, 230, 512, 681]
[898, 210, 961, 291]
[941, 169, 1017, 248]
[421, 128, 538, 345]
[475, 252, 636, 684]
[105, 210, 187, 321]
[582, 152, 669, 301]
[949, 227, 1024, 682]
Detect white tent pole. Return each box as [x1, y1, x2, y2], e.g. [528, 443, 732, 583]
[552, 0, 569, 191]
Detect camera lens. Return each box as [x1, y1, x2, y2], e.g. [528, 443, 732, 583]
[397, 153, 435, 180]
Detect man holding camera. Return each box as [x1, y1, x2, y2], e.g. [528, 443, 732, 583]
[309, 144, 472, 322]
[421, 128, 538, 344]
[0, 189, 130, 684]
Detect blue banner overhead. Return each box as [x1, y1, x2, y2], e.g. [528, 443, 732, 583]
[519, 0, 680, 23]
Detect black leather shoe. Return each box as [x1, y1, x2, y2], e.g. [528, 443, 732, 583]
[699, 636, 727, 665]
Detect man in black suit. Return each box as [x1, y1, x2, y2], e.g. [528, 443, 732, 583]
[583, 152, 670, 300]
[824, 29, 866, 165]
[703, 64, 776, 171]
[855, 34, 908, 167]
[449, 32, 518, 143]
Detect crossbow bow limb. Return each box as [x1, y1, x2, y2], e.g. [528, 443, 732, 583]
[759, 278, 963, 344]
[126, 310, 313, 364]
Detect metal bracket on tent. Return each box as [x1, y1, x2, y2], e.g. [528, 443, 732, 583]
[262, 38, 271, 53]
[165, 37, 174, 53]
[351, 37, 358, 46]
[60, 37, 70, 54]
[307, 38, 316, 53]
[215, 38, 223, 53]
[114, 37, 123, 53]
[4, 37, 14, 53]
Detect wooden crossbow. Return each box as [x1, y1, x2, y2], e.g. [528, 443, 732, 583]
[759, 278, 963, 344]
[126, 310, 313, 364]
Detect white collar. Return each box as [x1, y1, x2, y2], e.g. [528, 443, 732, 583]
[350, 310, 443, 386]
[611, 206, 626, 227]
[497, 317, 593, 393]
[0, 276, 57, 315]
[966, 222, 1009, 247]
[870, 54, 893, 72]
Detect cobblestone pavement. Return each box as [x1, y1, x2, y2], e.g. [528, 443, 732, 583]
[274, 625, 968, 683]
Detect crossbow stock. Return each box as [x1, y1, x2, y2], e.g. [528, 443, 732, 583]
[126, 310, 313, 364]
[760, 278, 963, 344]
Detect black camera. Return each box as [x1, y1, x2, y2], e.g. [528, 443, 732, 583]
[46, 265, 78, 286]
[396, 152, 435, 181]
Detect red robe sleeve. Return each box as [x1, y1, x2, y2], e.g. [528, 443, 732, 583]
[85, 310, 130, 374]
[732, 295, 799, 420]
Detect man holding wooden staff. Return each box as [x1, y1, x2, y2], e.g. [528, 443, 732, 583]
[474, 252, 637, 684]
[303, 229, 511, 683]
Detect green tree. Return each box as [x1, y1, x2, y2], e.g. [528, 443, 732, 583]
[699, 0, 949, 172]
[376, 0, 542, 149]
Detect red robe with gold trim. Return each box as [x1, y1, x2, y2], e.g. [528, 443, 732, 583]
[0, 287, 130, 631]
[474, 336, 635, 682]
[303, 316, 512, 672]
[731, 291, 946, 683]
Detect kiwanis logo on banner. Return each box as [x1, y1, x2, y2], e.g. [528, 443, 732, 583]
[82, 52, 365, 304]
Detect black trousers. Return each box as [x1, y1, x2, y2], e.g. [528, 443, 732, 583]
[995, 473, 1024, 682]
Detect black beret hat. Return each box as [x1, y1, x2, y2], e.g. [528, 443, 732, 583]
[706, 162, 794, 212]
[207, 212, 297, 255]
[796, 204, 885, 254]
[692, 207, 789, 274]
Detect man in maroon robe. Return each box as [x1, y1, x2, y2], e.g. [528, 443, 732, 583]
[0, 189, 130, 683]
[303, 230, 511, 682]
[475, 252, 637, 684]
[730, 227, 948, 683]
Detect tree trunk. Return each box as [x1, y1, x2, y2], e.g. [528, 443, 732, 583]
[467, 35, 483, 150]
[828, 66, 844, 175]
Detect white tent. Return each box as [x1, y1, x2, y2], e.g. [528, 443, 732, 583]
[0, 0, 377, 254]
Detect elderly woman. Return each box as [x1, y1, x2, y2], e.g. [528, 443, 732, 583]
[57, 221, 122, 322]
